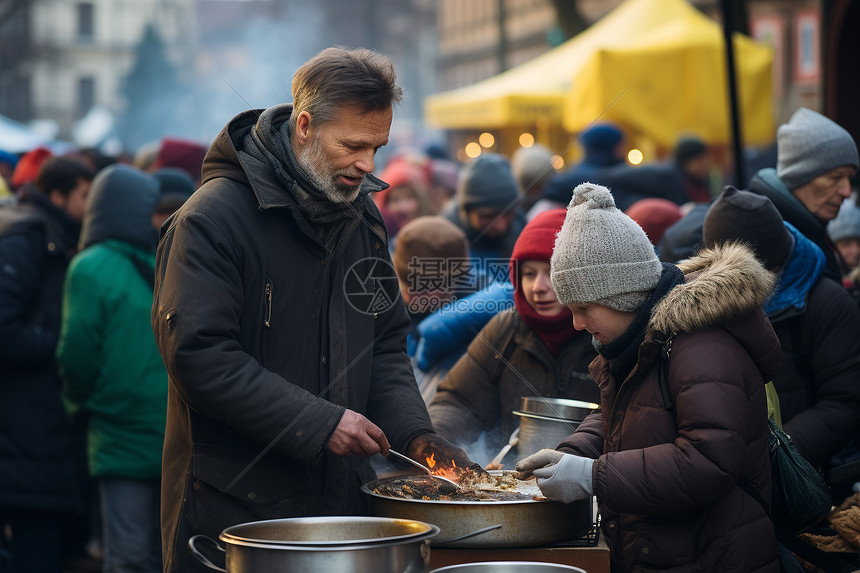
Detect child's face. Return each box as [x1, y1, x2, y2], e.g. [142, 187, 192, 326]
[567, 302, 637, 344]
[836, 237, 860, 270]
[520, 260, 566, 317]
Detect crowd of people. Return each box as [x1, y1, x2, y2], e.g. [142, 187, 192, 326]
[0, 45, 858, 573]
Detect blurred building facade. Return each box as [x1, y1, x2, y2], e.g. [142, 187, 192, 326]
[0, 0, 436, 150]
[0, 0, 195, 140]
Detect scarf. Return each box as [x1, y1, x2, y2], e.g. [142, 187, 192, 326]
[765, 222, 826, 316]
[514, 292, 575, 357]
[242, 104, 366, 260]
[594, 263, 685, 381]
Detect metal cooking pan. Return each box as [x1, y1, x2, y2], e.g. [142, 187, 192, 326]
[361, 473, 592, 548]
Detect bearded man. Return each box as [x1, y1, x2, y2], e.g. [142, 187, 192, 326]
[152, 47, 472, 572]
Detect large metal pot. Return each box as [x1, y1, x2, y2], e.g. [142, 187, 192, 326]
[188, 516, 440, 573]
[514, 397, 598, 458]
[430, 563, 587, 573]
[362, 474, 592, 548]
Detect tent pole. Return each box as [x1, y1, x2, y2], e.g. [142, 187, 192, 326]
[720, 0, 746, 187]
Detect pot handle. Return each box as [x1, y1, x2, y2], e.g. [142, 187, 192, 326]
[430, 524, 503, 547]
[188, 534, 228, 572]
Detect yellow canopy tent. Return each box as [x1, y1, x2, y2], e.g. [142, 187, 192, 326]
[564, 0, 774, 148]
[425, 0, 773, 148]
[423, 0, 687, 129]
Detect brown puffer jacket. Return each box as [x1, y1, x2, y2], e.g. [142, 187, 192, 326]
[559, 243, 782, 573]
[429, 309, 599, 451]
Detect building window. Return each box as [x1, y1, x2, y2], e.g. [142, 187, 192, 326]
[78, 76, 95, 117]
[77, 3, 94, 41]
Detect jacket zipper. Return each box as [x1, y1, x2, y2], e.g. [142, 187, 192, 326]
[264, 280, 273, 328]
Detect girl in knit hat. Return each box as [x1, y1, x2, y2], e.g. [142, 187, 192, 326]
[515, 183, 781, 572]
[428, 209, 599, 466]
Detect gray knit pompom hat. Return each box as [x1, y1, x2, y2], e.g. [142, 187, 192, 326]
[551, 182, 663, 312]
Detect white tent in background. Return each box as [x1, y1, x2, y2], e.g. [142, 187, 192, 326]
[0, 114, 74, 154]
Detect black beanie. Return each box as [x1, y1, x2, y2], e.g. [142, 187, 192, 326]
[674, 136, 707, 165]
[703, 186, 794, 271]
[457, 153, 520, 212]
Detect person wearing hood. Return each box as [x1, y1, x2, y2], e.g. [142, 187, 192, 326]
[429, 209, 599, 464]
[703, 187, 860, 492]
[748, 107, 859, 282]
[56, 164, 165, 573]
[443, 153, 526, 290]
[151, 47, 473, 573]
[0, 156, 93, 573]
[374, 158, 431, 238]
[515, 183, 780, 572]
[151, 166, 196, 231]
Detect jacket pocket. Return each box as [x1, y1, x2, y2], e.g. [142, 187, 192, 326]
[258, 277, 273, 366]
[192, 443, 310, 506]
[631, 514, 702, 568]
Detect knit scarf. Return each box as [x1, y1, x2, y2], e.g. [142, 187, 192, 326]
[242, 104, 365, 260]
[514, 292, 575, 357]
[594, 263, 685, 381]
[765, 222, 825, 316]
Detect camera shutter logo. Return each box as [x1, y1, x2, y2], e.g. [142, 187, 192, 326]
[344, 258, 401, 315]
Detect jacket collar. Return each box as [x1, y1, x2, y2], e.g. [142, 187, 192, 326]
[204, 108, 389, 244]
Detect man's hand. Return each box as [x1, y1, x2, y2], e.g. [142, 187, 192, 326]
[407, 432, 474, 469]
[515, 449, 594, 503]
[326, 409, 390, 457]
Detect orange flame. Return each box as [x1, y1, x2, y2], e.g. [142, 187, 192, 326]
[430, 459, 459, 481]
[426, 453, 436, 469]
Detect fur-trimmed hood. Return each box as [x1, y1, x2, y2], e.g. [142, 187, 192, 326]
[649, 242, 776, 337]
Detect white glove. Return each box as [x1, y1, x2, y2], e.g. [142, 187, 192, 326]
[516, 449, 594, 503]
[514, 448, 564, 479]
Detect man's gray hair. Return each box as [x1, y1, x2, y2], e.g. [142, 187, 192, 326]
[288, 47, 403, 133]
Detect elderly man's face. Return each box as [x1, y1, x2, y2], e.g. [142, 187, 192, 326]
[295, 103, 392, 204]
[792, 165, 856, 221]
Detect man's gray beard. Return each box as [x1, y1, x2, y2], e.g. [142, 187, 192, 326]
[297, 135, 363, 204]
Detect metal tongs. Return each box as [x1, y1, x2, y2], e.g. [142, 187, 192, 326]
[387, 449, 461, 493]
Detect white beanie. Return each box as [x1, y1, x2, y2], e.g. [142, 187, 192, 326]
[551, 182, 663, 312]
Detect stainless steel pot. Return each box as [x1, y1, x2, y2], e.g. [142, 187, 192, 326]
[430, 563, 587, 573]
[362, 474, 592, 548]
[188, 516, 440, 573]
[514, 397, 598, 458]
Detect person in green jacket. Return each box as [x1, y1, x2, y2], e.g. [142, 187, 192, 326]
[57, 164, 166, 573]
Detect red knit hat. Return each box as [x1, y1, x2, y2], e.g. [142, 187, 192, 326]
[509, 208, 567, 280]
[624, 198, 683, 247]
[153, 137, 208, 183]
[509, 208, 574, 356]
[375, 159, 428, 209]
[11, 147, 52, 189]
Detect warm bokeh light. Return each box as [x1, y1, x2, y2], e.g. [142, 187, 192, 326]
[627, 149, 644, 165]
[478, 132, 495, 148]
[551, 155, 564, 170]
[519, 133, 535, 147]
[465, 142, 482, 158]
[456, 148, 469, 162]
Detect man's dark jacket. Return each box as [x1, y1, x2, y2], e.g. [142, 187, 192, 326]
[152, 109, 433, 572]
[0, 191, 83, 514]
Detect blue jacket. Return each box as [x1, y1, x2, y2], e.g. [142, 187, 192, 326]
[411, 281, 515, 373]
